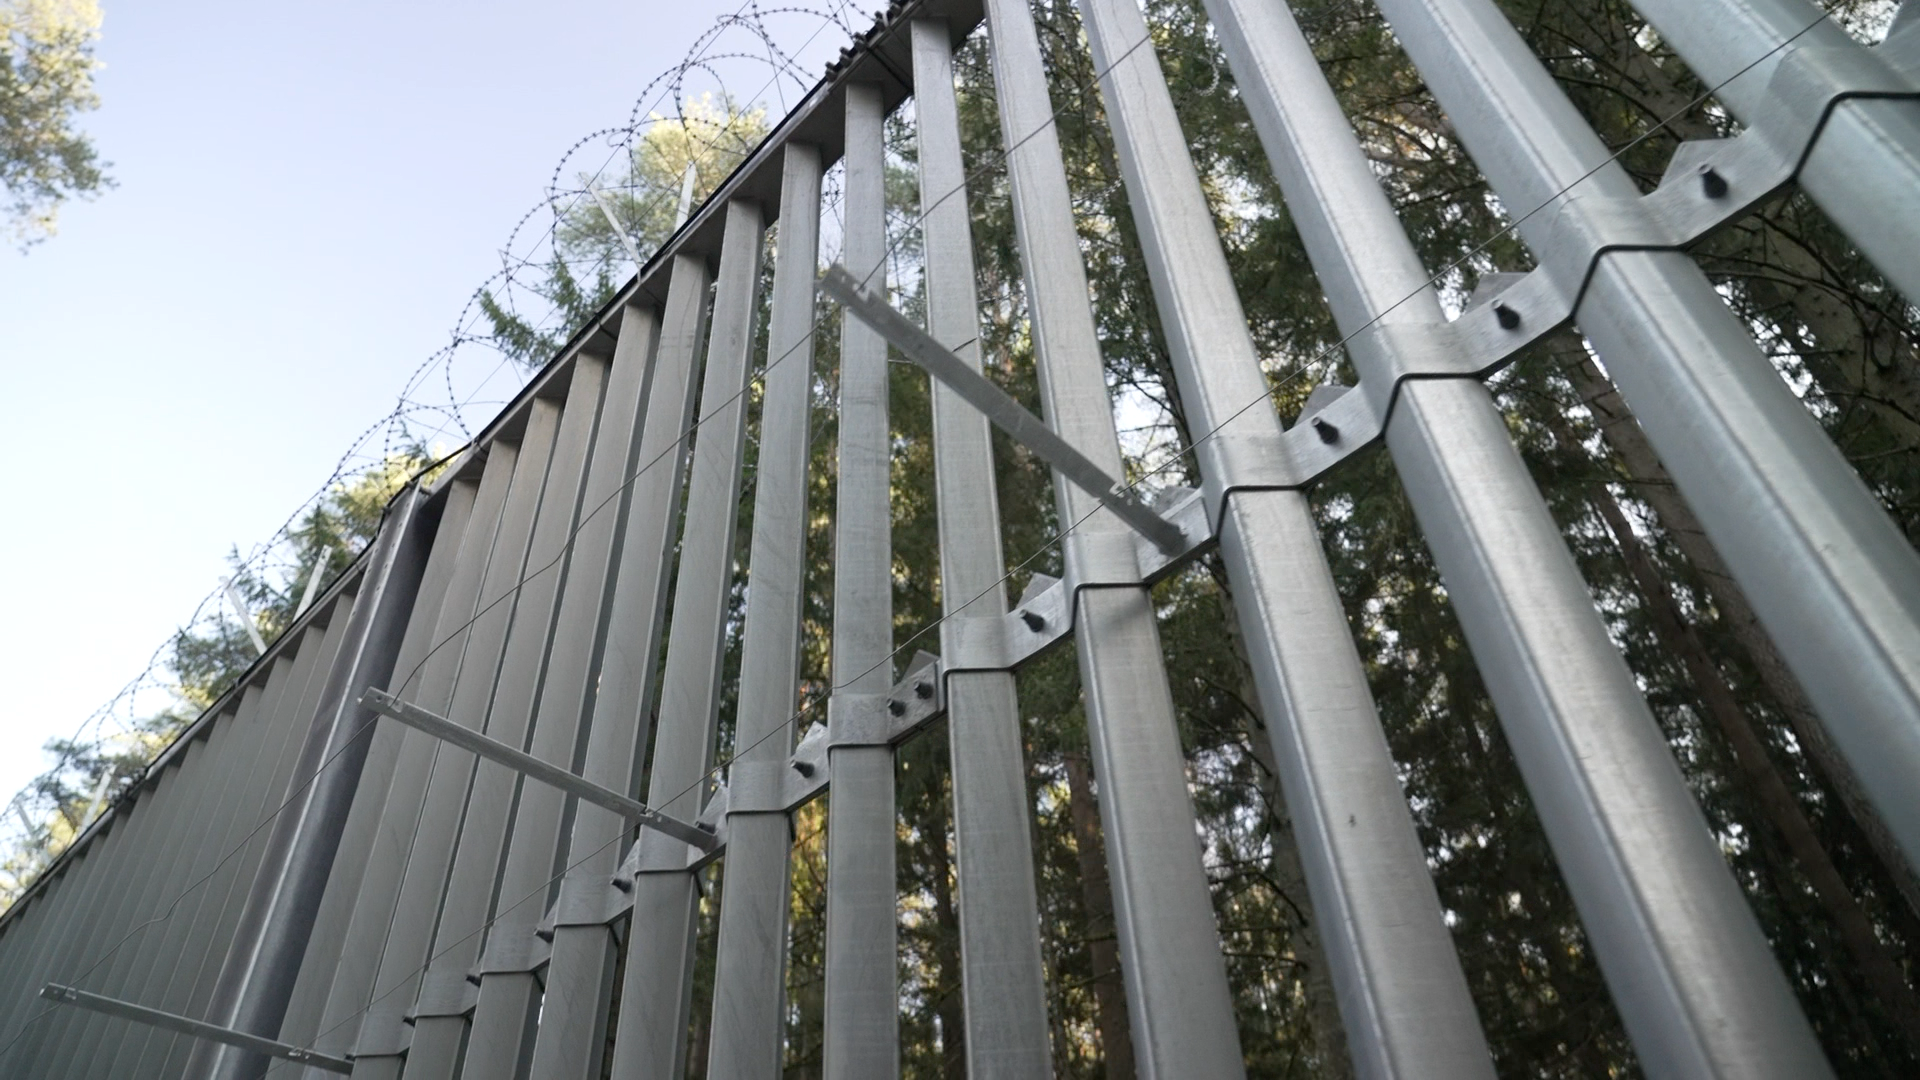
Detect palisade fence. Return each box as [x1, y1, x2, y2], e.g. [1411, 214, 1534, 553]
[2, 0, 1917, 1076]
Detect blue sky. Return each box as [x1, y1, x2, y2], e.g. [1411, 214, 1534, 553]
[0, 0, 871, 808]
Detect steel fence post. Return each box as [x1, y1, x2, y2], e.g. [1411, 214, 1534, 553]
[196, 485, 439, 1080]
[979, 1, 1246, 1074]
[909, 19, 1054, 1079]
[821, 80, 901, 1080]
[704, 145, 822, 1080]
[348, 403, 563, 1080]
[458, 327, 661, 1080]
[1618, 0, 1920, 304]
[396, 360, 610, 1080]
[1366, 0, 1887, 1073]
[278, 481, 479, 1056]
[1068, 0, 1507, 1076]
[524, 278, 703, 1080]
[609, 198, 766, 1080]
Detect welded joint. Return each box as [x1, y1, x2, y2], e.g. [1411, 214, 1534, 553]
[405, 969, 478, 1024]
[727, 759, 793, 814]
[943, 488, 1214, 674]
[827, 691, 897, 747]
[471, 925, 553, 981]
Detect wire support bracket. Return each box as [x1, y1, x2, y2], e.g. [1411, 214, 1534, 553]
[38, 983, 353, 1074]
[359, 688, 718, 851]
[819, 263, 1189, 555]
[1265, 37, 1920, 509]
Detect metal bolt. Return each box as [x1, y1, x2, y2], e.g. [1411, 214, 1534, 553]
[1699, 164, 1728, 199]
[1311, 416, 1339, 444]
[887, 698, 906, 716]
[914, 680, 933, 699]
[1493, 301, 1521, 330]
[1020, 609, 1046, 632]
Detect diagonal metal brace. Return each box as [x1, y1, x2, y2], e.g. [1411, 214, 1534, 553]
[360, 688, 718, 851]
[39, 983, 353, 1073]
[819, 264, 1188, 554]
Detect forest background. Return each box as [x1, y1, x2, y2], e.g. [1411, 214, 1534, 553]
[6, 0, 1920, 1077]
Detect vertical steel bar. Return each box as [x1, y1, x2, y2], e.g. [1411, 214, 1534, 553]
[348, 399, 564, 1080]
[3, 797, 148, 1072]
[979, 2, 1247, 1075]
[22, 703, 248, 1076]
[1379, 0, 1920, 880]
[704, 144, 822, 1080]
[1365, 0, 1866, 1073]
[303, 466, 507, 1073]
[154, 592, 360, 1077]
[401, 359, 609, 1080]
[524, 273, 702, 1080]
[822, 80, 900, 1080]
[1, 750, 182, 1068]
[52, 689, 273, 1079]
[102, 633, 338, 1080]
[609, 197, 766, 1080]
[459, 323, 663, 1080]
[279, 480, 479, 1056]
[160, 623, 352, 1080]
[909, 20, 1054, 1080]
[0, 831, 107, 1054]
[1619, 0, 1920, 303]
[68, 657, 309, 1080]
[198, 484, 441, 1080]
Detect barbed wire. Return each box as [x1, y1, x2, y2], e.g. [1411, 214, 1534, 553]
[0, 0, 882, 902]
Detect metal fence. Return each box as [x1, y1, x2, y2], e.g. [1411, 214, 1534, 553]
[2, 0, 1917, 1077]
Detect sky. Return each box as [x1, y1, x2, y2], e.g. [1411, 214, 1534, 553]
[0, 0, 873, 812]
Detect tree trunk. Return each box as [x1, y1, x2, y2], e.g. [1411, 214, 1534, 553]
[1063, 750, 1137, 1080]
[1557, 347, 1920, 926]
[927, 778, 967, 1079]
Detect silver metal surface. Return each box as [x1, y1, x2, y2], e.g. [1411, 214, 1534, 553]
[277, 480, 478, 1059]
[1619, 0, 1920, 303]
[528, 270, 705, 1080]
[197, 485, 438, 1080]
[911, 19, 1053, 1078]
[4, 2, 1915, 1076]
[981, 0, 1245, 1074]
[1075, 0, 1496, 1076]
[460, 306, 661, 1080]
[820, 265, 1187, 555]
[609, 197, 765, 1080]
[1369, 0, 1866, 1074]
[351, 399, 562, 1073]
[822, 79, 900, 1080]
[705, 142, 823, 1080]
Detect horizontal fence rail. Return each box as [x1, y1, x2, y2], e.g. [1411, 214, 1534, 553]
[2, 0, 1916, 1078]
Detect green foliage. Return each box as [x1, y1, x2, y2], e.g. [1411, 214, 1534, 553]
[0, 0, 108, 246]
[480, 95, 771, 373]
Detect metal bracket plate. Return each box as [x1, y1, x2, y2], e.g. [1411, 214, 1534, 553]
[1251, 44, 1920, 498]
